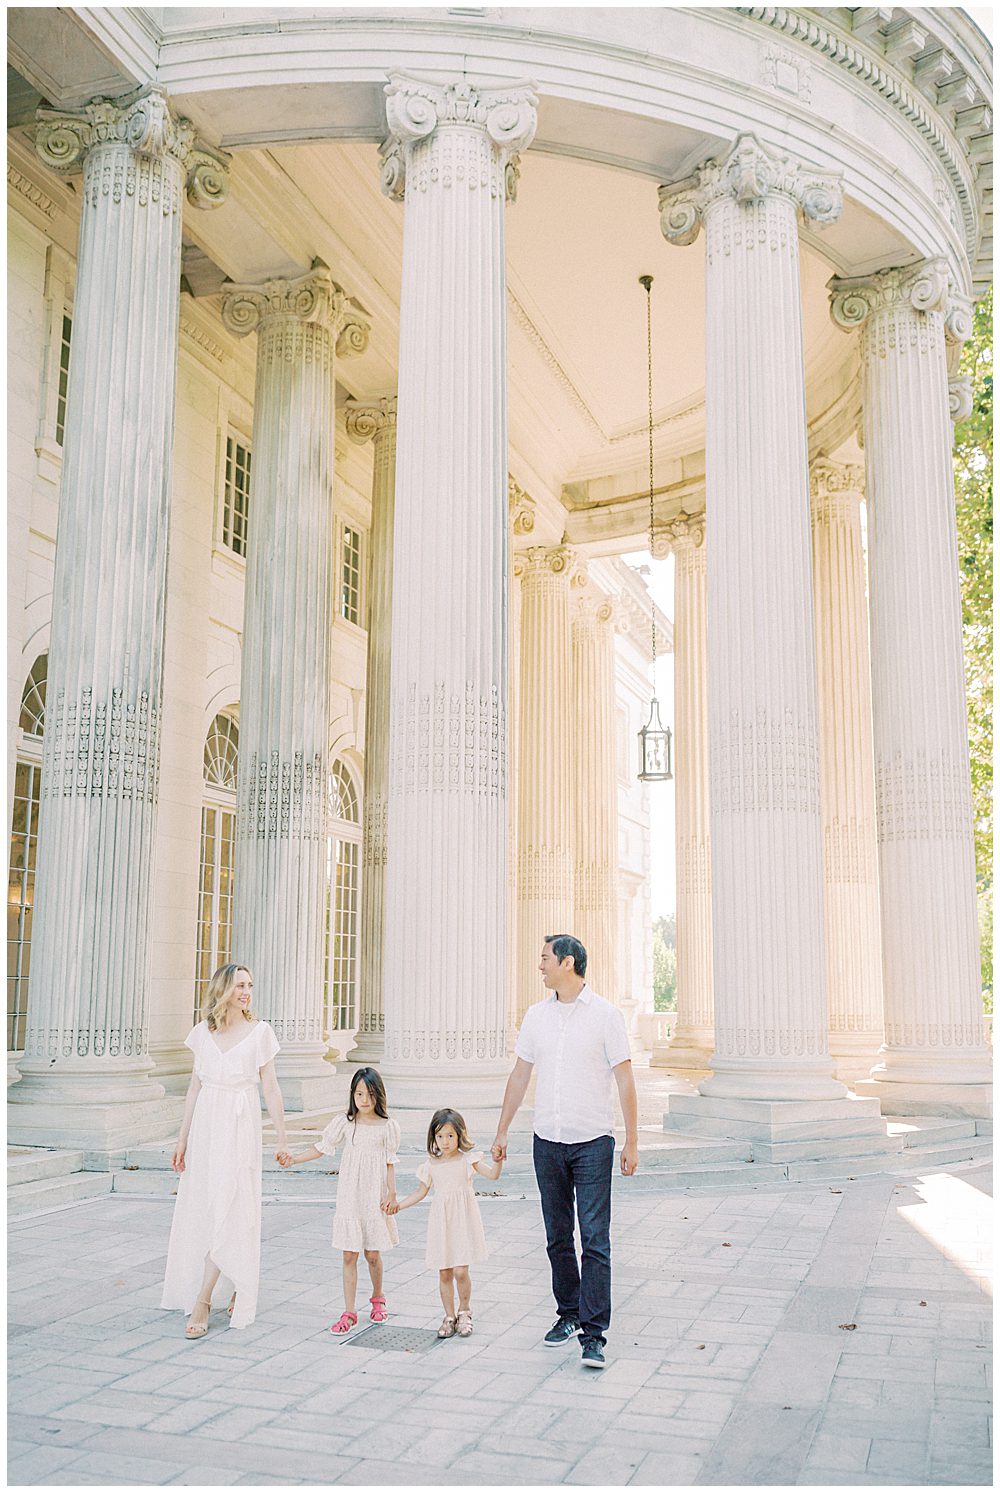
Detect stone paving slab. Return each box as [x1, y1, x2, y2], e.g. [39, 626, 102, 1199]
[7, 1163, 992, 1486]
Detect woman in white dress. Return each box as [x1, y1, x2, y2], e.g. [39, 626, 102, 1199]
[160, 963, 289, 1338]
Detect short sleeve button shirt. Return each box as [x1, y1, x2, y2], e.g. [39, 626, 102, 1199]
[514, 985, 631, 1144]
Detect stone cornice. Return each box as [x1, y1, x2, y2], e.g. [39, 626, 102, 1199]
[220, 260, 370, 354]
[345, 396, 397, 445]
[659, 133, 842, 245]
[381, 72, 538, 203]
[35, 86, 229, 210]
[7, 162, 57, 219]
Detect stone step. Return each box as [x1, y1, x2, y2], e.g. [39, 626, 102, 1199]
[6, 1147, 88, 1185]
[754, 1132, 905, 1164]
[886, 1116, 978, 1147]
[7, 1171, 113, 1218]
[890, 1137, 993, 1172]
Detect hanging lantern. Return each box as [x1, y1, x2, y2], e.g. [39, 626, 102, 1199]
[636, 274, 673, 783]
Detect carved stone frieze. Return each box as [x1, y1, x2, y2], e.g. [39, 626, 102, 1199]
[659, 133, 843, 246]
[381, 72, 537, 203]
[35, 86, 229, 212]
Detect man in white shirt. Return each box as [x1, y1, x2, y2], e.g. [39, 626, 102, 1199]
[492, 934, 639, 1369]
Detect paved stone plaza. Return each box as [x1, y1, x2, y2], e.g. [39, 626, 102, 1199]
[7, 1160, 992, 1487]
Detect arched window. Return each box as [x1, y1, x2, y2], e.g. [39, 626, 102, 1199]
[194, 712, 239, 1018]
[8, 655, 47, 1050]
[325, 758, 361, 1035]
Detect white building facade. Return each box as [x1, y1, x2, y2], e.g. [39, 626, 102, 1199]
[5, 5, 992, 1149]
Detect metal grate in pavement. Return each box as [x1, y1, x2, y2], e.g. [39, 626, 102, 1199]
[342, 1323, 442, 1353]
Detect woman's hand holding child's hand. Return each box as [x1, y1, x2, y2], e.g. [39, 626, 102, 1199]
[276, 1150, 294, 1168]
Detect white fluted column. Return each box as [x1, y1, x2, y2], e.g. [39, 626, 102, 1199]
[809, 457, 885, 1083]
[572, 589, 622, 1007]
[830, 261, 991, 1113]
[661, 135, 846, 1101]
[513, 546, 578, 1024]
[378, 73, 537, 1106]
[9, 91, 227, 1149]
[221, 264, 369, 1110]
[346, 397, 397, 1063]
[652, 516, 714, 1069]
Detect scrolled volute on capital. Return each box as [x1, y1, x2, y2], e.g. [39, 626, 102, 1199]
[659, 132, 843, 246]
[381, 71, 538, 202]
[35, 86, 230, 210]
[345, 396, 397, 445]
[828, 257, 950, 333]
[948, 375, 974, 425]
[221, 262, 370, 352]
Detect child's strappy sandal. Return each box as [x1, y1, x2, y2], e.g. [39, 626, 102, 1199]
[437, 1315, 457, 1338]
[330, 1310, 358, 1336]
[456, 1310, 473, 1338]
[369, 1295, 388, 1323]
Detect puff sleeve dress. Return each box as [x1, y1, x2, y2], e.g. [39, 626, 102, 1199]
[317, 1113, 401, 1252]
[160, 1018, 279, 1329]
[417, 1151, 489, 1270]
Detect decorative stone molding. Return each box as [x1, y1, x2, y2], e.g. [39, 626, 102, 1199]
[948, 374, 974, 424]
[761, 43, 813, 102]
[513, 544, 581, 583]
[221, 260, 369, 357]
[7, 163, 57, 218]
[381, 72, 538, 203]
[659, 133, 843, 246]
[809, 455, 865, 511]
[507, 474, 536, 536]
[35, 86, 229, 212]
[345, 395, 397, 445]
[829, 257, 950, 331]
[180, 317, 227, 364]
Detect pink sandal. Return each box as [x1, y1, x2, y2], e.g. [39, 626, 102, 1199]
[369, 1295, 388, 1323]
[329, 1310, 358, 1335]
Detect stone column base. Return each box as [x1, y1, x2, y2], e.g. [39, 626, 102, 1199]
[149, 1040, 193, 1098]
[651, 1025, 714, 1070]
[854, 1079, 993, 1120]
[275, 1048, 344, 1112]
[829, 1033, 885, 1088]
[7, 1063, 182, 1151]
[346, 1033, 384, 1066]
[663, 1092, 894, 1162]
[699, 1056, 847, 1102]
[378, 1061, 511, 1111]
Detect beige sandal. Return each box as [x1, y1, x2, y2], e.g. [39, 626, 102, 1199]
[185, 1297, 213, 1340]
[437, 1315, 457, 1339]
[456, 1310, 473, 1338]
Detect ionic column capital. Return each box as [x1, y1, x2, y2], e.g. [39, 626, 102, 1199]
[35, 86, 229, 210]
[514, 544, 582, 584]
[220, 260, 370, 355]
[345, 395, 397, 446]
[810, 456, 865, 520]
[508, 474, 536, 538]
[828, 257, 951, 332]
[659, 133, 843, 246]
[380, 72, 538, 203]
[651, 510, 706, 557]
[948, 374, 974, 424]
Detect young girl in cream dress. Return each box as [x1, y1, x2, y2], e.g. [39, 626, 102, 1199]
[386, 1107, 503, 1339]
[161, 964, 289, 1338]
[281, 1067, 401, 1334]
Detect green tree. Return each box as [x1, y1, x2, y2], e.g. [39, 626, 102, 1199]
[954, 288, 993, 1006]
[652, 913, 677, 1012]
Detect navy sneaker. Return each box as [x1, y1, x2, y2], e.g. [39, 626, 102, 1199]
[543, 1316, 581, 1345]
[580, 1337, 606, 1369]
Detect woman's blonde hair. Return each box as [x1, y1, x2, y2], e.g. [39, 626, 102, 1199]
[203, 963, 253, 1032]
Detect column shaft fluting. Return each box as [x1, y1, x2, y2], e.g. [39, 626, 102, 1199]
[830, 261, 991, 1103]
[347, 398, 397, 1062]
[653, 524, 714, 1068]
[572, 592, 622, 1007]
[222, 265, 368, 1109]
[661, 134, 846, 1100]
[809, 459, 884, 1082]
[514, 548, 577, 1023]
[9, 90, 227, 1149]
[379, 74, 537, 1104]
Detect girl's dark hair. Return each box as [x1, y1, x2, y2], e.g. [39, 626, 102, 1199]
[427, 1107, 474, 1157]
[347, 1067, 389, 1122]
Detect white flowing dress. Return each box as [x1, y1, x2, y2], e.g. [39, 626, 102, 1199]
[160, 1018, 279, 1329]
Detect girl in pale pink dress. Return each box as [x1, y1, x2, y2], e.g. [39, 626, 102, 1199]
[281, 1067, 401, 1335]
[386, 1107, 503, 1339]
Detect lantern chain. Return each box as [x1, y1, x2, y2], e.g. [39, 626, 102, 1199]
[640, 273, 656, 671]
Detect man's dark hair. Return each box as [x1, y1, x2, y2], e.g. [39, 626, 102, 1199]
[543, 934, 587, 978]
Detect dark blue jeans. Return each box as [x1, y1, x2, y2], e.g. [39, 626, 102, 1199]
[533, 1133, 613, 1346]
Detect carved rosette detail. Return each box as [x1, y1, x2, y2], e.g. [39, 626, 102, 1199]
[381, 72, 538, 203]
[659, 133, 843, 246]
[220, 260, 370, 352]
[345, 396, 397, 446]
[35, 86, 229, 211]
[828, 257, 950, 332]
